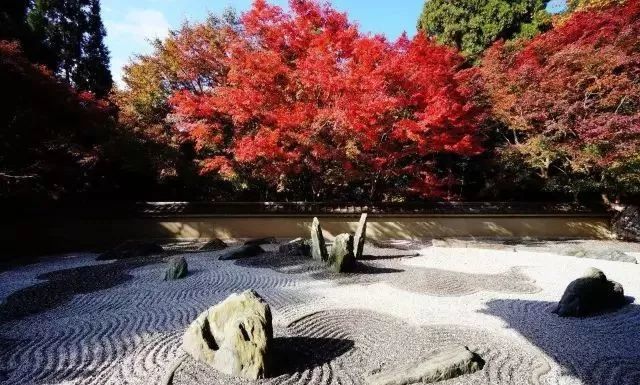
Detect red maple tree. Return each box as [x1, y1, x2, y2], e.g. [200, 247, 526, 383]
[481, 0, 640, 199]
[171, 0, 486, 200]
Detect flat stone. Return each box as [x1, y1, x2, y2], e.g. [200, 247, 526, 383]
[278, 238, 311, 257]
[97, 240, 163, 260]
[164, 256, 188, 280]
[244, 237, 277, 246]
[553, 268, 627, 317]
[328, 233, 355, 273]
[182, 290, 272, 379]
[219, 245, 264, 260]
[366, 345, 484, 385]
[353, 213, 368, 259]
[199, 239, 228, 251]
[310, 217, 328, 261]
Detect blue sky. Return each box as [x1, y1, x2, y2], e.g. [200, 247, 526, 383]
[103, 0, 567, 86]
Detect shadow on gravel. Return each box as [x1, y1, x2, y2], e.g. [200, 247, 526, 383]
[0, 256, 162, 323]
[480, 298, 640, 385]
[269, 336, 355, 376]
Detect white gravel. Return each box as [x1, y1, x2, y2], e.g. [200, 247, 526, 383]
[0, 242, 639, 385]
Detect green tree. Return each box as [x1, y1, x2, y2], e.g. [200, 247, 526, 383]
[27, 0, 112, 96]
[417, 0, 552, 60]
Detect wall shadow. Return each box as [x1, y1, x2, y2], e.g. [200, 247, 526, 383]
[480, 299, 640, 384]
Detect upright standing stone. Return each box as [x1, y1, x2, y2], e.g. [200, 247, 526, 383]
[182, 290, 273, 379]
[329, 233, 355, 273]
[310, 217, 328, 261]
[353, 213, 368, 259]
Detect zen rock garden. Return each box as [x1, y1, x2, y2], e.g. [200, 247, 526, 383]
[2, 214, 639, 385]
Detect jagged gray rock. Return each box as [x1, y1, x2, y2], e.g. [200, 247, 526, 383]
[164, 256, 188, 280]
[278, 238, 311, 257]
[310, 217, 328, 261]
[97, 240, 163, 260]
[366, 345, 484, 385]
[219, 245, 264, 260]
[199, 239, 228, 251]
[553, 267, 627, 317]
[353, 213, 368, 259]
[328, 233, 355, 273]
[182, 290, 273, 379]
[612, 205, 640, 242]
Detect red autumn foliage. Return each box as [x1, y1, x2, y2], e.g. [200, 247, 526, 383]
[170, 0, 486, 200]
[481, 0, 640, 195]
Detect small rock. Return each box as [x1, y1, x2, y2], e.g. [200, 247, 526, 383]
[97, 240, 163, 260]
[220, 245, 264, 260]
[553, 268, 627, 317]
[182, 290, 272, 379]
[278, 238, 311, 257]
[328, 233, 355, 273]
[565, 247, 636, 263]
[366, 345, 484, 385]
[164, 256, 188, 280]
[199, 239, 228, 251]
[310, 217, 328, 261]
[244, 237, 277, 246]
[353, 213, 368, 259]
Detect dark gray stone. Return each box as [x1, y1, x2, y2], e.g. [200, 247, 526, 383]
[198, 238, 228, 251]
[366, 345, 484, 385]
[98, 240, 163, 260]
[164, 256, 188, 280]
[310, 217, 328, 261]
[553, 268, 627, 317]
[328, 233, 355, 273]
[244, 237, 277, 246]
[278, 238, 311, 257]
[353, 213, 368, 259]
[612, 205, 640, 242]
[220, 245, 264, 260]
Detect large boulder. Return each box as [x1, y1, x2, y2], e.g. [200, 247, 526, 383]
[612, 205, 640, 242]
[553, 268, 627, 317]
[182, 290, 273, 379]
[328, 233, 356, 273]
[310, 217, 328, 261]
[199, 239, 228, 251]
[97, 240, 163, 260]
[278, 238, 311, 257]
[366, 345, 484, 385]
[164, 256, 188, 280]
[353, 213, 368, 259]
[219, 245, 264, 260]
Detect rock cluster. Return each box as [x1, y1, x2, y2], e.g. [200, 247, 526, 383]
[182, 290, 273, 379]
[612, 205, 640, 242]
[97, 240, 163, 260]
[309, 215, 369, 272]
[553, 267, 627, 317]
[164, 256, 188, 280]
[366, 345, 485, 385]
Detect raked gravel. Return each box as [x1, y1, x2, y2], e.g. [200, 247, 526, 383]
[0, 242, 639, 385]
